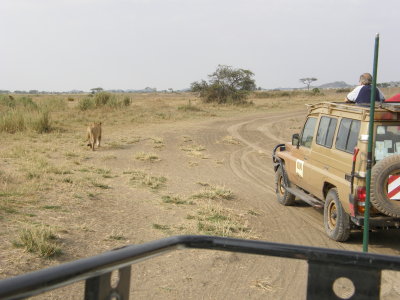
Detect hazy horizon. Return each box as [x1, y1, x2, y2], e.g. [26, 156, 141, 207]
[1, 0, 399, 92]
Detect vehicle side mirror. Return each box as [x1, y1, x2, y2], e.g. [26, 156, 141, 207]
[292, 133, 300, 148]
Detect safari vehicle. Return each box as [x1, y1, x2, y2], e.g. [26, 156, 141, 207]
[272, 101, 400, 242]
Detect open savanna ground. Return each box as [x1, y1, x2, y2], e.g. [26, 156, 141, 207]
[1, 88, 400, 299]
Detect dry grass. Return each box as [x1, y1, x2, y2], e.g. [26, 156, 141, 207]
[13, 226, 62, 258]
[191, 185, 234, 200]
[0, 89, 349, 263]
[162, 195, 193, 205]
[128, 170, 167, 190]
[220, 135, 241, 145]
[134, 151, 160, 162]
[2, 89, 397, 298]
[150, 137, 165, 149]
[190, 201, 252, 238]
[180, 143, 208, 159]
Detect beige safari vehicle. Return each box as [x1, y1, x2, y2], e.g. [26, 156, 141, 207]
[272, 102, 400, 242]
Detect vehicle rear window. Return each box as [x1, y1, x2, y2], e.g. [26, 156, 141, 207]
[335, 118, 360, 153]
[316, 116, 337, 148]
[300, 117, 317, 148]
[375, 125, 400, 161]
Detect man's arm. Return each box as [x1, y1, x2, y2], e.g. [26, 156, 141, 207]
[346, 85, 362, 102]
[378, 88, 385, 101]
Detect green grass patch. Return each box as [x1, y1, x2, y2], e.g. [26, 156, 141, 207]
[180, 144, 205, 152]
[87, 192, 100, 199]
[134, 152, 160, 162]
[130, 170, 166, 190]
[13, 226, 62, 258]
[0, 205, 18, 214]
[42, 205, 63, 210]
[162, 195, 192, 205]
[180, 144, 208, 159]
[94, 168, 111, 175]
[152, 224, 170, 231]
[191, 185, 234, 200]
[108, 234, 126, 241]
[195, 203, 250, 237]
[91, 181, 111, 189]
[106, 142, 125, 149]
[65, 152, 79, 158]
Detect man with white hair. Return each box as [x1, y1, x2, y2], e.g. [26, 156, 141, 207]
[346, 73, 385, 105]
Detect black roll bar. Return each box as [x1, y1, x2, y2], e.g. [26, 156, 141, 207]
[0, 235, 400, 299]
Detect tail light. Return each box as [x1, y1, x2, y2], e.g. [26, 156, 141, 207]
[356, 186, 366, 214]
[374, 111, 400, 120]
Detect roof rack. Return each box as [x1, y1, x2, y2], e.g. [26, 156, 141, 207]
[306, 101, 400, 114]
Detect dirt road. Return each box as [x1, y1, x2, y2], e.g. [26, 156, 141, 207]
[125, 109, 400, 299]
[6, 108, 400, 299]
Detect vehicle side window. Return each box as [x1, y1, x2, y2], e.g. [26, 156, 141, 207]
[316, 116, 337, 148]
[300, 117, 317, 148]
[335, 118, 360, 153]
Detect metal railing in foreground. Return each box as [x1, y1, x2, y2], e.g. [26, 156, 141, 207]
[1, 235, 400, 300]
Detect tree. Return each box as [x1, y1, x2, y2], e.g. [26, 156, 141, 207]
[300, 78, 318, 91]
[191, 65, 256, 104]
[90, 87, 103, 94]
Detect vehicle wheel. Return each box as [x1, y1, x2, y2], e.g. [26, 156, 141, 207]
[371, 154, 400, 218]
[275, 165, 296, 206]
[324, 188, 350, 242]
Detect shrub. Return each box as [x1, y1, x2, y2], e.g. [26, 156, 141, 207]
[177, 100, 203, 112]
[0, 110, 26, 133]
[0, 108, 52, 133]
[78, 97, 95, 111]
[123, 96, 131, 106]
[0, 95, 16, 108]
[254, 90, 297, 99]
[336, 88, 351, 93]
[311, 88, 321, 95]
[0, 96, 38, 110]
[94, 92, 113, 107]
[79, 93, 129, 110]
[19, 96, 38, 110]
[38, 97, 67, 111]
[32, 110, 52, 133]
[191, 65, 256, 104]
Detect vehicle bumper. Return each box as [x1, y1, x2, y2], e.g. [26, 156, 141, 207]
[351, 216, 400, 229]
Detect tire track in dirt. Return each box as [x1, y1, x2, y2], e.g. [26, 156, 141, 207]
[214, 111, 317, 299]
[149, 110, 400, 299]
[226, 111, 303, 193]
[130, 110, 400, 299]
[184, 111, 314, 299]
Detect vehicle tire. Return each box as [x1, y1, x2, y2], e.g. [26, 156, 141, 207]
[275, 165, 296, 206]
[324, 188, 351, 242]
[371, 154, 400, 218]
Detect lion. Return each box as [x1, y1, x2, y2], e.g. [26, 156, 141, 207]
[87, 122, 102, 151]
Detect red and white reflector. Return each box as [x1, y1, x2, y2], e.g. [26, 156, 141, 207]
[388, 175, 400, 200]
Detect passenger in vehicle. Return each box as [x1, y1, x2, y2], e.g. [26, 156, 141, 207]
[345, 73, 385, 105]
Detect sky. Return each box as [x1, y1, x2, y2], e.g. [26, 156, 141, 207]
[1, 0, 399, 92]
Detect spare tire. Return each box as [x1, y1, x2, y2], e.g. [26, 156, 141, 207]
[370, 154, 400, 218]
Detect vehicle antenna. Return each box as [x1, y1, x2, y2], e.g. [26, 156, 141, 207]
[363, 33, 380, 253]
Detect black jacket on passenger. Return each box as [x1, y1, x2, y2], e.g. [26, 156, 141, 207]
[346, 85, 385, 104]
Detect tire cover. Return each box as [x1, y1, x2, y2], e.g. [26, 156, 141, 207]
[370, 154, 400, 218]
